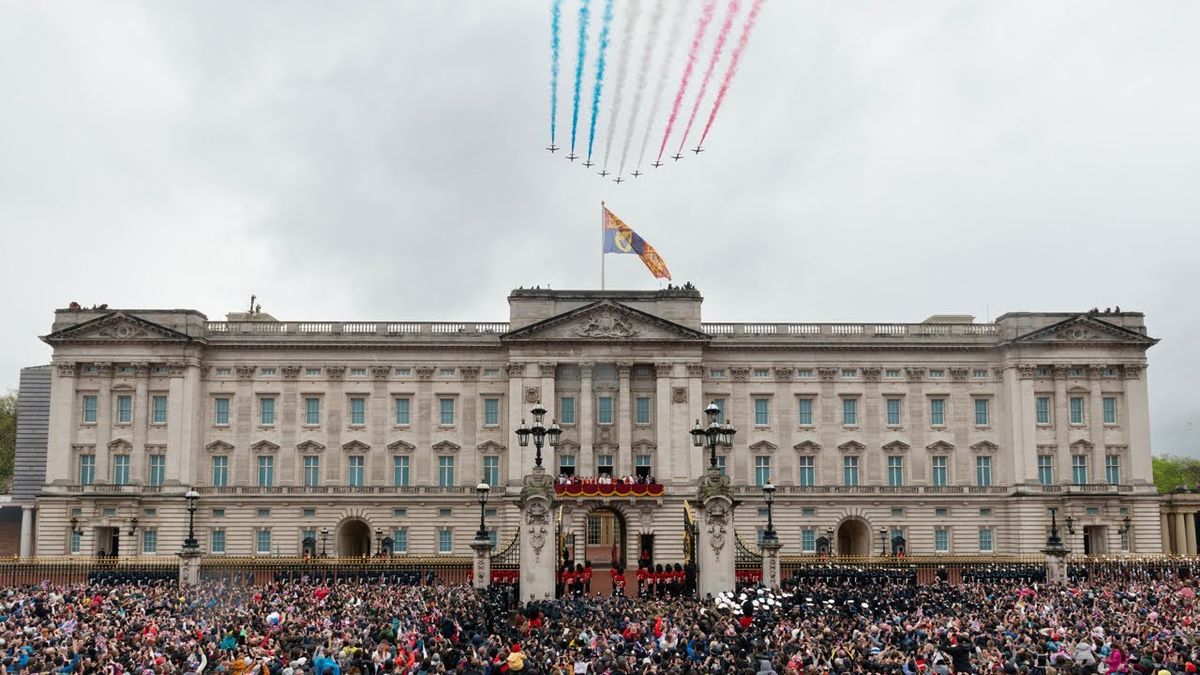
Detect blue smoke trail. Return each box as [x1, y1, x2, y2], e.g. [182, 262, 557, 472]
[550, 0, 562, 145]
[569, 0, 591, 154]
[585, 0, 616, 160]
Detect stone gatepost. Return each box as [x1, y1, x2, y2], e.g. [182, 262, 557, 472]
[1043, 508, 1071, 585]
[518, 466, 556, 602]
[470, 536, 493, 590]
[695, 468, 736, 598]
[177, 547, 202, 587]
[761, 536, 783, 589]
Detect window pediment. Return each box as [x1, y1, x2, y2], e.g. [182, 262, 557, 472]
[476, 440, 506, 453]
[556, 439, 580, 453]
[433, 440, 461, 454]
[342, 440, 370, 453]
[632, 439, 657, 452]
[593, 441, 619, 452]
[793, 440, 822, 455]
[387, 439, 416, 454]
[1070, 439, 1094, 452]
[970, 440, 998, 454]
[749, 440, 778, 454]
[292, 440, 320, 454]
[205, 440, 233, 454]
[838, 440, 865, 454]
[107, 438, 132, 452]
[882, 440, 910, 455]
[926, 440, 955, 454]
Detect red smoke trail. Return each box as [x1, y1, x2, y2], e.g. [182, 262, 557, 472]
[655, 0, 717, 164]
[697, 0, 765, 149]
[675, 0, 740, 155]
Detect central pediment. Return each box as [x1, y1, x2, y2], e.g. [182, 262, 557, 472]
[502, 300, 710, 343]
[42, 311, 198, 345]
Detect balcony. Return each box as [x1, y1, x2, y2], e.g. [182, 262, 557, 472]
[205, 321, 511, 341]
[729, 484, 1009, 496]
[190, 485, 507, 497]
[701, 322, 997, 341]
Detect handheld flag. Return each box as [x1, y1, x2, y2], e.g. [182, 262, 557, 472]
[602, 204, 672, 280]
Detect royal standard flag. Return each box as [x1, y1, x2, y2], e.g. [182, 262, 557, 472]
[602, 205, 672, 280]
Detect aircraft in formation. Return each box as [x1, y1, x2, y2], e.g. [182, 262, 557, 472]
[566, 152, 578, 162]
[651, 161, 663, 168]
[598, 169, 609, 177]
[691, 146, 705, 155]
[546, 144, 559, 153]
[631, 170, 642, 177]
[671, 153, 684, 161]
[613, 176, 624, 184]
[582, 159, 595, 168]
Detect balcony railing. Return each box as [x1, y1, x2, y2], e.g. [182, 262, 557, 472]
[191, 485, 508, 496]
[730, 484, 1010, 496]
[206, 321, 511, 336]
[700, 322, 997, 338]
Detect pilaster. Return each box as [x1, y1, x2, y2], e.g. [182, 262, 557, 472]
[654, 363, 673, 482]
[46, 362, 77, 485]
[579, 363, 594, 476]
[517, 466, 556, 601]
[760, 537, 782, 589]
[696, 469, 736, 597]
[470, 537, 493, 589]
[617, 362, 633, 477]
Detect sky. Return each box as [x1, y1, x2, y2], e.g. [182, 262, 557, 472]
[0, 1, 1197, 456]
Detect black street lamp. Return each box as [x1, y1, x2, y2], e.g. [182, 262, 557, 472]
[690, 402, 736, 470]
[762, 482, 777, 541]
[476, 482, 492, 540]
[69, 516, 83, 537]
[320, 527, 329, 557]
[128, 517, 140, 538]
[1117, 515, 1133, 535]
[879, 528, 888, 556]
[374, 528, 383, 555]
[1064, 513, 1076, 535]
[183, 489, 200, 550]
[1046, 508, 1064, 549]
[515, 402, 561, 468]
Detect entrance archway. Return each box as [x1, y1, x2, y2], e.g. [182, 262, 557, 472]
[836, 518, 871, 556]
[336, 518, 372, 558]
[582, 507, 627, 568]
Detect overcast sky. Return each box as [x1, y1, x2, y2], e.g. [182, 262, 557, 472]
[1, 2, 1197, 456]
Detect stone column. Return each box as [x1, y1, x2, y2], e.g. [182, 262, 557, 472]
[1174, 512, 1187, 556]
[1186, 512, 1198, 557]
[760, 536, 782, 589]
[1122, 365, 1152, 484]
[131, 363, 150, 485]
[46, 363, 78, 486]
[95, 362, 114, 484]
[1160, 512, 1172, 554]
[470, 536, 493, 589]
[654, 363, 674, 481]
[579, 363, 594, 477]
[1044, 550, 1068, 584]
[539, 363, 558, 470]
[695, 469, 736, 597]
[178, 547, 202, 587]
[1053, 366, 1070, 487]
[518, 466, 557, 601]
[19, 506, 35, 558]
[684, 364, 704, 482]
[617, 363, 633, 477]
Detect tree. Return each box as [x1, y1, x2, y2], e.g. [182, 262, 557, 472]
[1152, 454, 1200, 494]
[0, 393, 15, 492]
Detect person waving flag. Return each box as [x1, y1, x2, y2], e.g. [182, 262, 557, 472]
[602, 203, 671, 285]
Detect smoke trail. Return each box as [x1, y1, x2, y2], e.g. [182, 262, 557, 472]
[550, 0, 563, 145]
[601, 0, 642, 171]
[569, 0, 592, 154]
[617, 0, 665, 176]
[655, 0, 717, 164]
[585, 0, 615, 161]
[676, 0, 740, 154]
[698, 0, 765, 148]
[635, 0, 688, 171]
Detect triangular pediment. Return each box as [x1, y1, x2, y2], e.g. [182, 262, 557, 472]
[749, 440, 778, 453]
[387, 439, 416, 454]
[205, 440, 233, 453]
[882, 440, 911, 454]
[476, 440, 506, 453]
[42, 311, 198, 345]
[793, 440, 822, 454]
[971, 440, 999, 454]
[1008, 315, 1158, 348]
[926, 440, 955, 454]
[342, 440, 370, 453]
[433, 440, 461, 454]
[293, 440, 321, 453]
[502, 300, 710, 343]
[838, 440, 865, 454]
[252, 440, 281, 453]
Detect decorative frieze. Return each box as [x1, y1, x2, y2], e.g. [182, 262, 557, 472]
[326, 366, 347, 381]
[949, 367, 969, 382]
[459, 366, 480, 381]
[861, 367, 881, 383]
[371, 366, 391, 381]
[414, 366, 435, 381]
[236, 365, 256, 380]
[56, 362, 77, 378]
[817, 367, 838, 383]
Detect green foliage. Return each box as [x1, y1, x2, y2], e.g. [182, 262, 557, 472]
[0, 392, 15, 490]
[1152, 454, 1200, 494]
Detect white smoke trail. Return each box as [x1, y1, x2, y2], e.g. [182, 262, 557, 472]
[635, 0, 689, 171]
[616, 0, 665, 177]
[601, 0, 643, 172]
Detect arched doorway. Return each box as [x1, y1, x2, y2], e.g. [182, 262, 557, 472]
[336, 518, 372, 558]
[582, 507, 627, 568]
[836, 518, 871, 556]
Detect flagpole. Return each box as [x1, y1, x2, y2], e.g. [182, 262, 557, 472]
[600, 201, 606, 290]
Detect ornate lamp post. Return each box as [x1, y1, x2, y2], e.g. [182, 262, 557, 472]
[515, 402, 561, 468]
[761, 482, 777, 542]
[1064, 513, 1076, 535]
[183, 490, 200, 550]
[879, 528, 888, 556]
[690, 402, 736, 471]
[1046, 508, 1065, 549]
[374, 527, 383, 555]
[319, 527, 329, 557]
[1117, 515, 1133, 535]
[475, 482, 492, 540]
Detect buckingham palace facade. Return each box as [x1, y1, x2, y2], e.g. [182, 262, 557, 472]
[25, 287, 1162, 560]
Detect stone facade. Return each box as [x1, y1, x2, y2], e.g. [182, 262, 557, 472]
[30, 288, 1162, 561]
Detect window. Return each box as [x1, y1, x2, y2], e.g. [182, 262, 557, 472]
[257, 455, 274, 487]
[975, 456, 992, 487]
[974, 399, 990, 426]
[559, 454, 576, 476]
[393, 528, 408, 553]
[1037, 455, 1054, 486]
[1105, 455, 1121, 484]
[256, 529, 272, 554]
[439, 398, 455, 426]
[483, 368, 500, 377]
[151, 395, 168, 424]
[115, 395, 132, 424]
[215, 367, 232, 376]
[484, 398, 500, 427]
[841, 369, 857, 379]
[801, 507, 815, 517]
[635, 397, 651, 424]
[1069, 367, 1083, 378]
[930, 398, 945, 426]
[934, 507, 948, 518]
[886, 398, 901, 426]
[305, 368, 322, 377]
[82, 395, 97, 423]
[438, 456, 455, 487]
[1072, 455, 1088, 485]
[214, 397, 230, 426]
[754, 398, 769, 426]
[597, 454, 614, 476]
[798, 398, 813, 426]
[438, 529, 454, 554]
[350, 368, 368, 377]
[113, 454, 130, 485]
[394, 367, 411, 377]
[260, 367, 277, 376]
[934, 527, 949, 553]
[1103, 397, 1117, 424]
[713, 455, 726, 476]
[711, 398, 726, 424]
[597, 397, 614, 425]
[148, 454, 165, 486]
[211, 456, 228, 487]
[754, 456, 771, 487]
[979, 508, 992, 517]
[302, 509, 316, 518]
[842, 398, 858, 426]
[887, 456, 904, 486]
[973, 369, 988, 379]
[260, 397, 275, 426]
[143, 508, 157, 517]
[753, 368, 770, 378]
[797, 369, 813, 379]
[560, 397, 576, 425]
[979, 527, 994, 553]
[211, 508, 225, 518]
[801, 529, 816, 553]
[348, 456, 365, 486]
[634, 454, 652, 478]
[709, 369, 726, 378]
[1069, 397, 1085, 424]
[210, 529, 225, 554]
[797, 456, 815, 486]
[349, 397, 366, 426]
[79, 454, 95, 485]
[1036, 396, 1051, 424]
[843, 456, 860, 486]
[1035, 367, 1050, 378]
[301, 455, 320, 487]
[439, 368, 455, 377]
[931, 456, 947, 487]
[304, 397, 320, 425]
[393, 508, 406, 518]
[142, 530, 158, 554]
[885, 369, 901, 378]
[929, 369, 945, 379]
[395, 398, 411, 425]
[891, 507, 905, 518]
[483, 456, 501, 487]
[393, 456, 410, 487]
[70, 529, 81, 554]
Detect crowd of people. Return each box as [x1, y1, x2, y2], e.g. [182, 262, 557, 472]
[1, 564, 1198, 674]
[554, 475, 660, 487]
